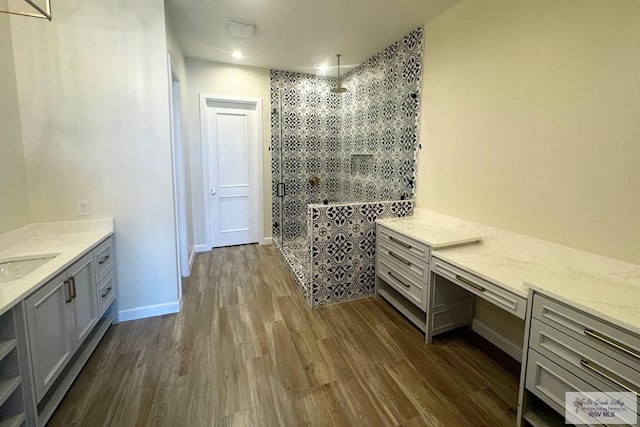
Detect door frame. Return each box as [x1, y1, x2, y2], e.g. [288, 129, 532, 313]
[199, 93, 264, 249]
[167, 54, 185, 304]
[168, 55, 190, 281]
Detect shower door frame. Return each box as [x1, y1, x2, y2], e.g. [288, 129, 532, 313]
[276, 88, 284, 246]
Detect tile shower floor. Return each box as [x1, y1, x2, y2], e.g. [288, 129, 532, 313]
[278, 237, 309, 291]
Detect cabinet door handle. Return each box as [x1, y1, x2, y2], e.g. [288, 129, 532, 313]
[388, 251, 411, 266]
[580, 358, 638, 396]
[98, 254, 110, 265]
[101, 287, 112, 298]
[455, 274, 485, 292]
[64, 280, 72, 304]
[69, 276, 77, 299]
[389, 235, 412, 249]
[388, 271, 411, 288]
[584, 328, 640, 361]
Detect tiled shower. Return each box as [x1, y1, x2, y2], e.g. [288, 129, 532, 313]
[271, 27, 423, 307]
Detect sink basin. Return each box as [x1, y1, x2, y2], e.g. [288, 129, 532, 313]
[0, 254, 59, 282]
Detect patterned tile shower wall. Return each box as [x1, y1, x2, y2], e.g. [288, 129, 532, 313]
[339, 26, 424, 202]
[270, 72, 343, 242]
[309, 200, 414, 307]
[270, 26, 424, 242]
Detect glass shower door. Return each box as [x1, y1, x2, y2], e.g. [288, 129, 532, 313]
[272, 87, 284, 248]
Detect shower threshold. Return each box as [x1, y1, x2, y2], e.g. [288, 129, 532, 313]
[275, 237, 309, 294]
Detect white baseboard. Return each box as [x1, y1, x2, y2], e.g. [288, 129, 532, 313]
[261, 237, 273, 245]
[117, 301, 180, 323]
[472, 319, 523, 362]
[194, 244, 209, 253]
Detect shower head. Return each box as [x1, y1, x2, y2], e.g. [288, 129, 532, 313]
[330, 54, 347, 94]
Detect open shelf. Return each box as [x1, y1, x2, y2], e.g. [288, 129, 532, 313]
[378, 286, 426, 332]
[0, 377, 21, 408]
[523, 406, 564, 427]
[0, 308, 31, 427]
[0, 341, 16, 363]
[0, 412, 25, 427]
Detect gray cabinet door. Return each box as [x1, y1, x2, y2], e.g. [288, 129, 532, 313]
[24, 271, 73, 402]
[67, 253, 98, 350]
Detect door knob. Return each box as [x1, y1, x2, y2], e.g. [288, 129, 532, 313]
[211, 188, 216, 195]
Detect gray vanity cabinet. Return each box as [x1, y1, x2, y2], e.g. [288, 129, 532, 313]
[23, 271, 74, 402]
[518, 291, 640, 426]
[66, 254, 98, 349]
[24, 252, 97, 403]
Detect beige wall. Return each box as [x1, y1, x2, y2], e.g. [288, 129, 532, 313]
[0, 9, 30, 234]
[418, 0, 640, 264]
[418, 0, 640, 348]
[185, 59, 272, 247]
[10, 0, 180, 317]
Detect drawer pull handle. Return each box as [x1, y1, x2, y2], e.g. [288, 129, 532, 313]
[102, 287, 112, 298]
[64, 280, 72, 304]
[389, 235, 412, 249]
[584, 328, 640, 361]
[388, 251, 411, 266]
[579, 358, 638, 396]
[69, 276, 77, 299]
[388, 271, 410, 288]
[99, 254, 111, 265]
[455, 274, 485, 292]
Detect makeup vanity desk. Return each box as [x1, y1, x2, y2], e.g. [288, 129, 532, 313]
[375, 209, 640, 426]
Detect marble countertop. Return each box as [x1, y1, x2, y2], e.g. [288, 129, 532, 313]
[376, 216, 482, 249]
[389, 209, 640, 336]
[0, 219, 114, 317]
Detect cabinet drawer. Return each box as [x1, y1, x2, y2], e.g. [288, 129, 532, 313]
[94, 236, 114, 283]
[377, 226, 429, 264]
[97, 273, 116, 316]
[530, 319, 640, 394]
[378, 242, 428, 282]
[376, 259, 425, 310]
[532, 294, 640, 372]
[431, 258, 526, 319]
[525, 350, 599, 416]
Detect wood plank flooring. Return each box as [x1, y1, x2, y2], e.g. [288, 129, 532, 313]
[48, 244, 519, 426]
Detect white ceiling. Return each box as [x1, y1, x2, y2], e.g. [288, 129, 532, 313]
[165, 0, 461, 76]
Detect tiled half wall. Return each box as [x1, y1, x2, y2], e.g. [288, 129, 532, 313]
[308, 200, 414, 307]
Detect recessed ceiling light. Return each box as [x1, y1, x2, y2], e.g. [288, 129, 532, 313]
[315, 63, 329, 75]
[233, 50, 245, 59]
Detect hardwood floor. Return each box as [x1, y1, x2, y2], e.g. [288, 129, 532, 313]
[48, 244, 519, 426]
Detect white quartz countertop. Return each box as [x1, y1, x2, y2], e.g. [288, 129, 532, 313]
[376, 216, 482, 249]
[389, 209, 640, 336]
[0, 219, 114, 317]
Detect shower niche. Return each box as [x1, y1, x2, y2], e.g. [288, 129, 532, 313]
[271, 27, 424, 307]
[350, 154, 374, 177]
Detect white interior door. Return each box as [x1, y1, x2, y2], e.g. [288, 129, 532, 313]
[206, 100, 261, 247]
